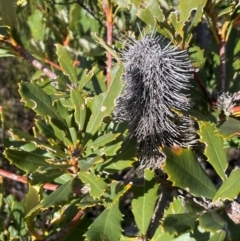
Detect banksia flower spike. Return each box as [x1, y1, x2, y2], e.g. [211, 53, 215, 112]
[214, 91, 240, 117]
[114, 34, 196, 170]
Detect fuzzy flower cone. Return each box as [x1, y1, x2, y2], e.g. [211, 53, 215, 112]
[114, 35, 196, 169]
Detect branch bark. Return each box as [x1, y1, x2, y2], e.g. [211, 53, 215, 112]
[103, 0, 113, 89]
[1, 38, 57, 80]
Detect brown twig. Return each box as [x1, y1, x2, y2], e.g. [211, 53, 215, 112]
[63, 34, 71, 47]
[194, 72, 214, 105]
[219, 39, 227, 92]
[44, 209, 85, 241]
[1, 38, 57, 80]
[102, 0, 113, 89]
[44, 58, 62, 71]
[0, 168, 28, 183]
[147, 179, 173, 239]
[205, 6, 227, 92]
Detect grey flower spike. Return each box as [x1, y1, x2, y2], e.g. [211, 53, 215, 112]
[214, 91, 240, 116]
[114, 35, 195, 169]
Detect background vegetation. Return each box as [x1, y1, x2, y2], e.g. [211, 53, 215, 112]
[0, 0, 240, 240]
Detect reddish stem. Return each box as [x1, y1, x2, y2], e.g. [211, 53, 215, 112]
[194, 72, 214, 105]
[44, 210, 84, 241]
[206, 8, 227, 92]
[44, 58, 62, 71]
[103, 0, 113, 89]
[219, 39, 226, 92]
[63, 34, 71, 47]
[0, 168, 82, 195]
[0, 168, 28, 183]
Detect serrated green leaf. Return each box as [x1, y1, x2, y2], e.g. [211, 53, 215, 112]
[198, 121, 228, 181]
[156, 20, 175, 40]
[135, 0, 165, 26]
[54, 100, 73, 127]
[87, 132, 121, 151]
[95, 34, 119, 60]
[79, 156, 104, 171]
[4, 149, 54, 173]
[77, 196, 100, 209]
[198, 211, 225, 233]
[218, 117, 240, 139]
[69, 3, 81, 31]
[132, 169, 159, 235]
[36, 119, 56, 140]
[163, 147, 217, 199]
[69, 127, 77, 146]
[106, 181, 132, 208]
[187, 0, 207, 32]
[25, 179, 75, 239]
[49, 118, 71, 146]
[162, 212, 199, 235]
[111, 0, 130, 9]
[168, 11, 184, 41]
[29, 169, 65, 185]
[27, 9, 44, 40]
[151, 227, 174, 241]
[54, 173, 73, 184]
[78, 68, 95, 91]
[23, 185, 39, 214]
[208, 231, 226, 241]
[99, 141, 122, 157]
[84, 202, 122, 241]
[189, 45, 206, 70]
[103, 139, 137, 171]
[86, 67, 122, 131]
[59, 98, 74, 109]
[78, 172, 107, 199]
[0, 0, 16, 28]
[85, 64, 123, 136]
[164, 197, 185, 216]
[103, 160, 134, 172]
[55, 44, 78, 85]
[9, 129, 41, 144]
[41, 178, 74, 208]
[8, 128, 66, 156]
[213, 169, 240, 201]
[179, 0, 206, 25]
[70, 89, 86, 131]
[12, 201, 27, 236]
[178, 0, 207, 45]
[19, 82, 61, 120]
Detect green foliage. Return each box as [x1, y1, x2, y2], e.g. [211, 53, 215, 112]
[131, 169, 159, 235]
[0, 0, 240, 240]
[163, 147, 217, 199]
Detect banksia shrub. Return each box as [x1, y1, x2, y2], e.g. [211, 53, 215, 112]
[114, 35, 196, 169]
